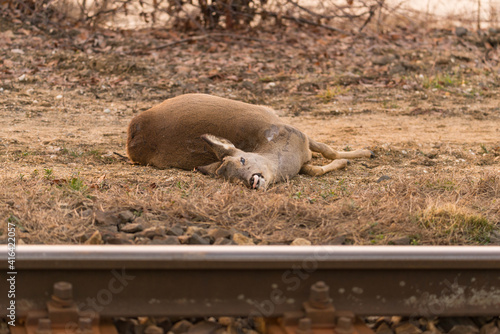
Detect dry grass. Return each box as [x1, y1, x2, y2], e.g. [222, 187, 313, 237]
[1, 155, 498, 245]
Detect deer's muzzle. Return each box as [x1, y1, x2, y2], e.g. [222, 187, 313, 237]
[250, 173, 265, 190]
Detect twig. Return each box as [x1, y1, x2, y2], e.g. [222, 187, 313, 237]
[286, 0, 332, 20]
[288, 0, 371, 20]
[477, 0, 481, 31]
[173, 0, 206, 32]
[262, 11, 349, 35]
[153, 35, 210, 49]
[358, 4, 377, 33]
[113, 152, 130, 162]
[280, 14, 349, 34]
[151, 33, 280, 51]
[376, 0, 384, 33]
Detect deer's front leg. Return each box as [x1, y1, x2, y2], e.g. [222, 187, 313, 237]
[195, 161, 222, 175]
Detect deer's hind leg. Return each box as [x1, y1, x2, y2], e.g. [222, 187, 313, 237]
[308, 138, 374, 160]
[300, 160, 349, 176]
[299, 138, 373, 177]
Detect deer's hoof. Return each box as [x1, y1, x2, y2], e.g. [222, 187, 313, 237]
[369, 151, 376, 159]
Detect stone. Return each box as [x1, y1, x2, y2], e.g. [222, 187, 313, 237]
[117, 210, 135, 223]
[377, 175, 392, 183]
[137, 226, 166, 239]
[372, 55, 396, 66]
[389, 237, 410, 245]
[291, 238, 311, 246]
[186, 226, 204, 236]
[171, 320, 193, 334]
[119, 232, 135, 240]
[84, 231, 103, 245]
[229, 228, 246, 237]
[252, 317, 266, 334]
[167, 226, 185, 236]
[175, 65, 191, 75]
[99, 228, 117, 240]
[264, 82, 277, 90]
[451, 52, 473, 62]
[157, 318, 173, 333]
[391, 316, 402, 326]
[214, 237, 236, 245]
[480, 323, 500, 334]
[297, 82, 320, 92]
[455, 26, 468, 37]
[335, 72, 361, 86]
[212, 329, 226, 334]
[178, 235, 190, 244]
[207, 228, 231, 240]
[439, 318, 478, 333]
[94, 210, 120, 226]
[389, 63, 406, 75]
[401, 61, 420, 71]
[134, 237, 151, 245]
[114, 318, 137, 334]
[151, 236, 181, 245]
[232, 233, 255, 245]
[326, 235, 346, 245]
[489, 27, 500, 35]
[241, 80, 255, 91]
[395, 323, 422, 334]
[145, 325, 164, 334]
[105, 237, 133, 245]
[218, 317, 235, 326]
[188, 233, 210, 245]
[425, 320, 441, 334]
[121, 223, 144, 233]
[435, 56, 450, 65]
[376, 322, 393, 334]
[448, 325, 478, 334]
[186, 321, 222, 334]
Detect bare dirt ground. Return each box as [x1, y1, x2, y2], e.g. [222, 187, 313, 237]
[0, 20, 499, 245]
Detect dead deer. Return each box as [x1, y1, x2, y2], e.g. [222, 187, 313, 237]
[127, 94, 374, 190]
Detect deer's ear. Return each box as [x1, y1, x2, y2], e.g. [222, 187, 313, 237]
[201, 134, 237, 160]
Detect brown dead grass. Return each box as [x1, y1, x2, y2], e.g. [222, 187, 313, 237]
[1, 154, 498, 245]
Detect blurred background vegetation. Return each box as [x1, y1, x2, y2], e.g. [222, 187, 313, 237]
[1, 0, 498, 33]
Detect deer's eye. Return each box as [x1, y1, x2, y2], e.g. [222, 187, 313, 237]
[240, 157, 246, 165]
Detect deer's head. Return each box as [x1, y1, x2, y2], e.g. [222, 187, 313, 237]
[198, 134, 274, 190]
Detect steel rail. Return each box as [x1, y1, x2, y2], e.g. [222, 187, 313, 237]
[2, 245, 500, 317]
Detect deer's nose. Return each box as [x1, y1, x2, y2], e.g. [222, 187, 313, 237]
[250, 173, 265, 190]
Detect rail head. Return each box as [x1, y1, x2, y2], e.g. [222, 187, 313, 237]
[2, 245, 500, 269]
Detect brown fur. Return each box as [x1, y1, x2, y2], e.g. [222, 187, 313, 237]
[127, 94, 373, 189]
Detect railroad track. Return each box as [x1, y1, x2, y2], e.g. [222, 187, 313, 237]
[2, 245, 500, 334]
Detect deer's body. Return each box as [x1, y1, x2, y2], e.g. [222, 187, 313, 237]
[127, 94, 373, 189]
